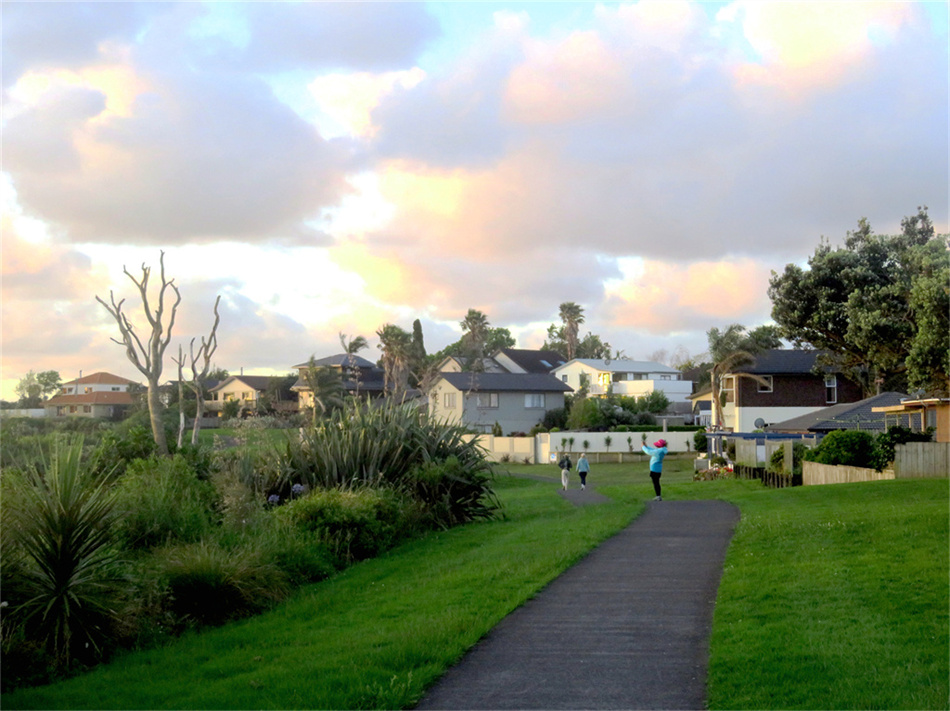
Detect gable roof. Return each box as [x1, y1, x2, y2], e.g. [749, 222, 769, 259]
[64, 372, 138, 386]
[46, 391, 135, 407]
[731, 349, 833, 375]
[767, 392, 907, 433]
[292, 354, 376, 369]
[557, 359, 680, 375]
[494, 349, 567, 373]
[437, 372, 573, 393]
[208, 375, 280, 393]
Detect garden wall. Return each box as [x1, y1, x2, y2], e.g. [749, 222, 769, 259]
[470, 431, 696, 465]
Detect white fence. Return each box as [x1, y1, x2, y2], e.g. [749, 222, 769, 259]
[469, 430, 698, 465]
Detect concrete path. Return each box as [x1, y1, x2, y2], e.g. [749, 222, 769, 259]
[416, 499, 740, 710]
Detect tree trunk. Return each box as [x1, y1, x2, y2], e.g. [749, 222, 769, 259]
[148, 377, 168, 455]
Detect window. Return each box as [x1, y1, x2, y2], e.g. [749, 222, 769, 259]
[825, 375, 837, 404]
[525, 393, 545, 408]
[476, 392, 498, 408]
[444, 392, 457, 409]
[757, 375, 774, 393]
[561, 375, 568, 383]
[111, 386, 121, 392]
[84, 387, 93, 393]
[83, 405, 91, 413]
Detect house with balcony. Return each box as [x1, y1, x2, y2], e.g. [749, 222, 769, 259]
[550, 359, 692, 403]
[428, 372, 572, 435]
[45, 372, 138, 419]
[717, 349, 863, 432]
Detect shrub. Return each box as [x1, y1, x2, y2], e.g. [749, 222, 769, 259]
[113, 455, 217, 550]
[767, 442, 808, 477]
[804, 430, 876, 469]
[405, 456, 499, 530]
[541, 407, 568, 431]
[693, 429, 708, 453]
[871, 426, 933, 471]
[156, 542, 289, 627]
[277, 488, 418, 566]
[0, 436, 123, 671]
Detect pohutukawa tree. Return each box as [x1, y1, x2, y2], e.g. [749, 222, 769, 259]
[96, 251, 181, 455]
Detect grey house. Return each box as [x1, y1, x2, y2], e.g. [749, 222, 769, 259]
[428, 372, 573, 435]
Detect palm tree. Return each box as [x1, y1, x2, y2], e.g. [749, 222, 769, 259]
[376, 324, 412, 398]
[303, 357, 345, 426]
[460, 309, 490, 372]
[559, 302, 585, 361]
[707, 324, 779, 429]
[339, 332, 368, 394]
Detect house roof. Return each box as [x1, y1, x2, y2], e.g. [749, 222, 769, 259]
[731, 349, 833, 375]
[556, 359, 680, 374]
[292, 354, 376, 369]
[46, 391, 135, 406]
[437, 372, 573, 393]
[767, 392, 908, 433]
[494, 348, 567, 373]
[64, 372, 138, 386]
[208, 375, 280, 393]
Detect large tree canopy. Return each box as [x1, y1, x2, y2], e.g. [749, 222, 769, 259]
[768, 207, 948, 396]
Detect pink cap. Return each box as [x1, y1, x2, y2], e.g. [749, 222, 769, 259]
[654, 439, 667, 448]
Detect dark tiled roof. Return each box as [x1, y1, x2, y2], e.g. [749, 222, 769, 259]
[496, 349, 567, 373]
[292, 354, 376, 369]
[209, 375, 281, 393]
[438, 372, 573, 393]
[734, 349, 829, 375]
[767, 392, 908, 433]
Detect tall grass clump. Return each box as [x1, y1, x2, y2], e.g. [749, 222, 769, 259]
[0, 436, 122, 679]
[112, 455, 217, 550]
[272, 400, 499, 525]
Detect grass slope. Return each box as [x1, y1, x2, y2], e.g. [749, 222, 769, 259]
[5, 459, 947, 710]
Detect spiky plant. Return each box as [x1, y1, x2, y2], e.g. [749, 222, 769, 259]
[2, 436, 122, 669]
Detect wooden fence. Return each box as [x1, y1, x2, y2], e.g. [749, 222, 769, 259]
[804, 442, 949, 485]
[894, 442, 950, 479]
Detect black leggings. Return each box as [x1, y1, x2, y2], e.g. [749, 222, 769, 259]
[650, 471, 662, 497]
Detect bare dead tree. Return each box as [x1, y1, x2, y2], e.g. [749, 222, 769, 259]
[172, 295, 222, 446]
[96, 251, 181, 455]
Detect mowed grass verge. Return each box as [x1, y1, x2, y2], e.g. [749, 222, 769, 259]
[4, 459, 947, 710]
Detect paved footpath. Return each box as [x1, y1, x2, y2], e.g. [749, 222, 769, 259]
[416, 498, 740, 710]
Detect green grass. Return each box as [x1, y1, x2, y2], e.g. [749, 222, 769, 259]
[195, 427, 291, 449]
[4, 461, 947, 711]
[3, 474, 643, 710]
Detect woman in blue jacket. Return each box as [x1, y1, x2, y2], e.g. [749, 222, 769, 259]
[641, 439, 668, 501]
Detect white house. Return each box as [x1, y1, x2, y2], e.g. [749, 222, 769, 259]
[428, 372, 572, 434]
[551, 359, 692, 403]
[45, 372, 138, 419]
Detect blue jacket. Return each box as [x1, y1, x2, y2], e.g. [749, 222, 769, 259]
[577, 456, 590, 473]
[641, 444, 668, 473]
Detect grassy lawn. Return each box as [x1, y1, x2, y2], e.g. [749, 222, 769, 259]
[4, 458, 947, 710]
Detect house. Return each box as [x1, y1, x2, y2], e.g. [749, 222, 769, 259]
[428, 372, 572, 435]
[207, 374, 296, 417]
[767, 392, 908, 435]
[551, 359, 692, 403]
[718, 349, 863, 432]
[45, 372, 138, 419]
[688, 388, 713, 427]
[291, 354, 391, 413]
[873, 397, 950, 443]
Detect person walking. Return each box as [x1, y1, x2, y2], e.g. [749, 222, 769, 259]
[641, 439, 668, 501]
[558, 452, 573, 490]
[576, 452, 590, 490]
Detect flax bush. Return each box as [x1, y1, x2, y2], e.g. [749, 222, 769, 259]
[271, 400, 499, 526]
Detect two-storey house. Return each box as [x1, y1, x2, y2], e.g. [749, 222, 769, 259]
[550, 359, 692, 403]
[45, 372, 138, 419]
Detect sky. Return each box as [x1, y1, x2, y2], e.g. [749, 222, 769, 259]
[2, 1, 948, 401]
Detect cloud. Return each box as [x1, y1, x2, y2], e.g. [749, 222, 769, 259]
[4, 67, 353, 244]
